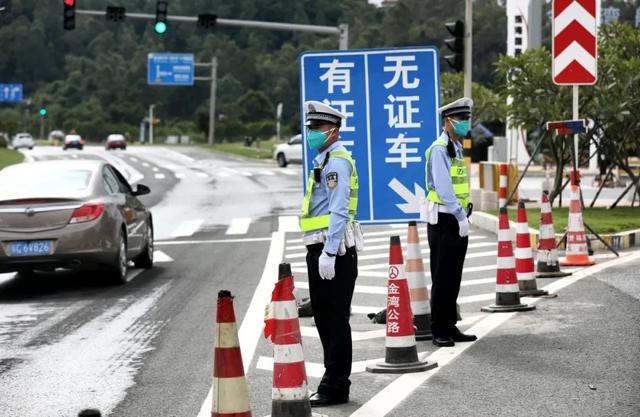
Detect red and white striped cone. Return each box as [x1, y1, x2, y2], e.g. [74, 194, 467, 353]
[536, 190, 572, 278]
[499, 163, 508, 208]
[263, 264, 317, 417]
[560, 185, 595, 266]
[405, 221, 432, 341]
[367, 236, 437, 374]
[515, 201, 548, 297]
[482, 208, 536, 313]
[212, 290, 252, 417]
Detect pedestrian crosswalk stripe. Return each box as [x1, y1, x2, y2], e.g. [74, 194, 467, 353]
[171, 219, 204, 238]
[261, 170, 275, 176]
[152, 167, 159, 172]
[291, 263, 497, 279]
[285, 233, 487, 249]
[129, 157, 138, 162]
[154, 173, 165, 179]
[226, 218, 252, 235]
[175, 173, 186, 179]
[240, 171, 252, 177]
[217, 171, 231, 178]
[196, 172, 209, 178]
[142, 162, 150, 167]
[355, 250, 498, 271]
[279, 169, 298, 176]
[153, 250, 174, 263]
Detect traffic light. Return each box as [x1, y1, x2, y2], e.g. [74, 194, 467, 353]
[38, 105, 47, 118]
[154, 1, 168, 34]
[197, 14, 217, 29]
[444, 20, 464, 73]
[106, 6, 126, 22]
[63, 0, 75, 31]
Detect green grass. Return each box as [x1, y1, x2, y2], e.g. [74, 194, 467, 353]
[197, 139, 277, 160]
[0, 148, 25, 170]
[485, 207, 640, 234]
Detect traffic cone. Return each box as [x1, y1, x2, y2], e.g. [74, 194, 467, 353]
[212, 290, 252, 417]
[560, 185, 595, 266]
[264, 264, 315, 417]
[515, 201, 548, 297]
[536, 190, 572, 278]
[499, 163, 508, 208]
[405, 221, 432, 341]
[482, 208, 536, 313]
[367, 236, 438, 374]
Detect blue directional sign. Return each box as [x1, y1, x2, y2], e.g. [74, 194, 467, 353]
[147, 53, 194, 86]
[299, 46, 441, 224]
[0, 83, 23, 103]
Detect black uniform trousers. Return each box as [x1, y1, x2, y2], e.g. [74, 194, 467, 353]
[306, 244, 358, 398]
[427, 212, 469, 338]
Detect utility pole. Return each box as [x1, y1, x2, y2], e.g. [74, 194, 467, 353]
[195, 57, 217, 145]
[276, 102, 283, 142]
[149, 104, 155, 145]
[464, 0, 473, 99]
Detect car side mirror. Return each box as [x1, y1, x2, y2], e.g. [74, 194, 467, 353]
[133, 184, 151, 196]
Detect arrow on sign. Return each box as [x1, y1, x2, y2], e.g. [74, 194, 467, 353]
[388, 178, 425, 214]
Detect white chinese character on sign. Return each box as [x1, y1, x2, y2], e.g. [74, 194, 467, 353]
[384, 95, 421, 128]
[384, 56, 420, 89]
[319, 59, 355, 94]
[387, 308, 399, 321]
[385, 133, 422, 168]
[388, 321, 400, 333]
[388, 296, 400, 308]
[322, 99, 355, 133]
[388, 282, 400, 295]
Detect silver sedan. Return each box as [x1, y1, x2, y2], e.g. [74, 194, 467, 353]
[0, 160, 154, 284]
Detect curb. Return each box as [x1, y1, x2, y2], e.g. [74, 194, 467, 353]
[473, 211, 640, 251]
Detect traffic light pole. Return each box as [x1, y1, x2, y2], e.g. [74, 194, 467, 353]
[195, 58, 218, 145]
[464, 0, 472, 99]
[75, 9, 348, 50]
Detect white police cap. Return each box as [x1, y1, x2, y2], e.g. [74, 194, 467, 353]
[438, 97, 473, 117]
[304, 100, 346, 127]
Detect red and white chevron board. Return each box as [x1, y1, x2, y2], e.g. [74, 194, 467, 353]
[552, 0, 598, 85]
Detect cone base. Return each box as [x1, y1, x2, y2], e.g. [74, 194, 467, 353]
[366, 359, 437, 374]
[481, 303, 536, 313]
[271, 400, 312, 417]
[559, 256, 595, 266]
[519, 288, 548, 297]
[536, 270, 572, 278]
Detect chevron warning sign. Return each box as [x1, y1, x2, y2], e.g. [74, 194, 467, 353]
[552, 0, 598, 85]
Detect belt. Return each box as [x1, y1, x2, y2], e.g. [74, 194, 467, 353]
[302, 232, 325, 246]
[435, 203, 473, 216]
[436, 204, 452, 214]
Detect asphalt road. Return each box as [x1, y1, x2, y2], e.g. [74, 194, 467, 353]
[1, 144, 637, 417]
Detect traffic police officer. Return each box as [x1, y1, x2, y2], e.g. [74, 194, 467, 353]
[300, 100, 359, 407]
[424, 97, 477, 347]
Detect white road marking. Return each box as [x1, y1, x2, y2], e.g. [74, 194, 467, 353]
[197, 231, 286, 417]
[71, 154, 79, 159]
[155, 237, 272, 246]
[279, 169, 298, 176]
[353, 250, 498, 271]
[225, 218, 252, 235]
[261, 170, 275, 176]
[278, 216, 301, 233]
[142, 162, 150, 167]
[284, 234, 486, 251]
[0, 272, 15, 285]
[291, 264, 498, 279]
[175, 173, 186, 179]
[129, 157, 138, 162]
[154, 173, 166, 179]
[153, 250, 174, 263]
[217, 171, 231, 178]
[240, 171, 252, 177]
[152, 167, 159, 172]
[348, 251, 640, 417]
[196, 172, 209, 178]
[170, 219, 204, 238]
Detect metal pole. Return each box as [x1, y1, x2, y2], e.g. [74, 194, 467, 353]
[572, 85, 579, 178]
[464, 0, 472, 99]
[149, 104, 155, 145]
[339, 23, 349, 50]
[208, 57, 217, 145]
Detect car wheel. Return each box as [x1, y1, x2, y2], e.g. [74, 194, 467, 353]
[63, 146, 67, 151]
[28, 147, 33, 150]
[79, 146, 83, 150]
[108, 233, 128, 285]
[133, 224, 154, 269]
[277, 153, 287, 167]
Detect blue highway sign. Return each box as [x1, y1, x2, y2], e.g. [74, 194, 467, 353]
[0, 83, 23, 102]
[147, 53, 194, 86]
[299, 46, 441, 224]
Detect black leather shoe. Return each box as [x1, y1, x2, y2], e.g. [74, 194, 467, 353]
[309, 392, 349, 407]
[432, 336, 455, 347]
[451, 331, 477, 342]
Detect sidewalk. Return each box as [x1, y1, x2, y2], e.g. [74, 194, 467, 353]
[390, 255, 640, 417]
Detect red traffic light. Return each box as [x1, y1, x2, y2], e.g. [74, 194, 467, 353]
[63, 0, 75, 6]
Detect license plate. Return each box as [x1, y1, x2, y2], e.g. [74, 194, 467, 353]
[9, 240, 52, 257]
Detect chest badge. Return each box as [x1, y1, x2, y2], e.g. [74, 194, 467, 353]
[326, 172, 339, 189]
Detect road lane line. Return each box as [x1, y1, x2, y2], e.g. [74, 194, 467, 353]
[142, 162, 150, 167]
[196, 172, 209, 178]
[152, 167, 159, 172]
[217, 171, 231, 178]
[129, 157, 138, 162]
[225, 218, 252, 235]
[348, 251, 640, 417]
[170, 219, 204, 238]
[155, 237, 272, 245]
[196, 231, 285, 417]
[175, 173, 186, 179]
[261, 170, 275, 176]
[154, 173, 165, 179]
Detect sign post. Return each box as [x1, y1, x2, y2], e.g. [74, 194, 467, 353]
[300, 47, 441, 224]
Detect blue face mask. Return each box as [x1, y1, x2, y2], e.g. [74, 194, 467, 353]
[307, 128, 334, 150]
[450, 118, 470, 137]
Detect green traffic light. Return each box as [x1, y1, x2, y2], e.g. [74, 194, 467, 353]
[39, 108, 47, 117]
[154, 21, 167, 34]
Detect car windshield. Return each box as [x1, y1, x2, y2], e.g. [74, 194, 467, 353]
[66, 135, 81, 141]
[0, 166, 94, 199]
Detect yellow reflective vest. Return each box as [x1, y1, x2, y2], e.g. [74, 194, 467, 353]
[425, 138, 470, 208]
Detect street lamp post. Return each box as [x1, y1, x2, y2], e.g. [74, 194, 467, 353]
[149, 104, 155, 145]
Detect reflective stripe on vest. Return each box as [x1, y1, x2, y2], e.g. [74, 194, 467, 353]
[300, 150, 358, 232]
[424, 138, 470, 208]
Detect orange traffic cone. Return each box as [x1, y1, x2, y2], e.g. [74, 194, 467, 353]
[405, 221, 432, 341]
[264, 264, 314, 417]
[482, 208, 536, 313]
[560, 185, 595, 266]
[367, 236, 437, 374]
[212, 290, 252, 417]
[499, 163, 508, 208]
[536, 190, 572, 278]
[515, 201, 548, 297]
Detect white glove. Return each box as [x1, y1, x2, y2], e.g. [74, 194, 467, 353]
[319, 252, 336, 280]
[458, 217, 470, 238]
